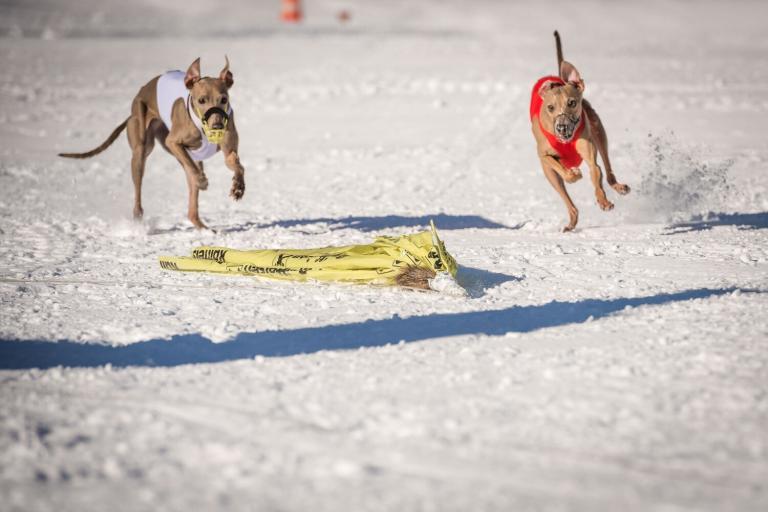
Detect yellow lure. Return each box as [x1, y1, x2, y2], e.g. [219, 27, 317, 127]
[159, 221, 458, 289]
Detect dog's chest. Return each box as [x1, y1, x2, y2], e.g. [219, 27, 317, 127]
[530, 76, 584, 169]
[156, 71, 221, 162]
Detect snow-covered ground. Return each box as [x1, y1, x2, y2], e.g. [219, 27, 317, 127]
[1, 1, 767, 510]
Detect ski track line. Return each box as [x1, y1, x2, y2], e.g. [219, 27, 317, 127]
[0, 276, 297, 295]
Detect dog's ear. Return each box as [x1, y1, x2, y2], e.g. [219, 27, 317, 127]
[219, 56, 234, 89]
[184, 58, 201, 89]
[560, 60, 584, 92]
[538, 79, 561, 98]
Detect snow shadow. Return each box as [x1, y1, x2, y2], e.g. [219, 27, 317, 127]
[0, 288, 751, 370]
[455, 266, 522, 298]
[221, 213, 517, 234]
[665, 212, 768, 234]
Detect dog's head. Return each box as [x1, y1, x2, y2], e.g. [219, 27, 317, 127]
[184, 57, 233, 131]
[538, 61, 584, 142]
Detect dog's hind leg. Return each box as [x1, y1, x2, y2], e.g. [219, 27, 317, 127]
[127, 99, 153, 220]
[165, 141, 209, 230]
[154, 123, 171, 155]
[541, 160, 578, 232]
[582, 100, 630, 195]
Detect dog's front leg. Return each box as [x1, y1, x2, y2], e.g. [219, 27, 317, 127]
[167, 141, 209, 229]
[540, 158, 579, 232]
[542, 154, 582, 184]
[223, 150, 245, 200]
[221, 122, 245, 201]
[576, 139, 613, 211]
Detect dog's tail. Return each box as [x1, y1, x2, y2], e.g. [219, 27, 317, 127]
[58, 118, 129, 159]
[554, 30, 564, 73]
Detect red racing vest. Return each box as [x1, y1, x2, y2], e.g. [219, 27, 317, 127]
[530, 76, 585, 169]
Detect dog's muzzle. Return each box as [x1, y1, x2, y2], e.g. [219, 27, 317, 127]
[554, 114, 580, 142]
[199, 107, 229, 144]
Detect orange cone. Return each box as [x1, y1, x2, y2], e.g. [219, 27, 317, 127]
[281, 0, 302, 23]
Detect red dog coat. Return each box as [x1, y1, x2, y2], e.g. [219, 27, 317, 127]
[530, 76, 585, 169]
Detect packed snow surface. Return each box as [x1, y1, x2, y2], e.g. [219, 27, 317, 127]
[1, 1, 767, 510]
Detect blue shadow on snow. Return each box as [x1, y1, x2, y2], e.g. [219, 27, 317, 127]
[455, 266, 522, 299]
[220, 213, 519, 234]
[0, 287, 752, 370]
[665, 211, 768, 234]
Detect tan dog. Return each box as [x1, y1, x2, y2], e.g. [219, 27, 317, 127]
[530, 32, 629, 231]
[59, 58, 245, 229]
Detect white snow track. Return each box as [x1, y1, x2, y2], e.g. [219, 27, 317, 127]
[1, 1, 767, 511]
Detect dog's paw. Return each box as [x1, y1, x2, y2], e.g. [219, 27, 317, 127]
[197, 174, 209, 191]
[612, 183, 630, 195]
[564, 168, 583, 183]
[563, 210, 578, 232]
[189, 216, 208, 230]
[598, 199, 615, 211]
[230, 175, 245, 201]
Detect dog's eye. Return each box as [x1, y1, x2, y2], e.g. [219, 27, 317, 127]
[220, 97, 228, 104]
[547, 105, 555, 112]
[567, 99, 577, 108]
[197, 97, 206, 104]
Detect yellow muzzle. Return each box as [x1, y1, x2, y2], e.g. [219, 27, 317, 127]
[196, 106, 229, 144]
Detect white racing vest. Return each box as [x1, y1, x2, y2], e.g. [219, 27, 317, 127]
[156, 70, 231, 162]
